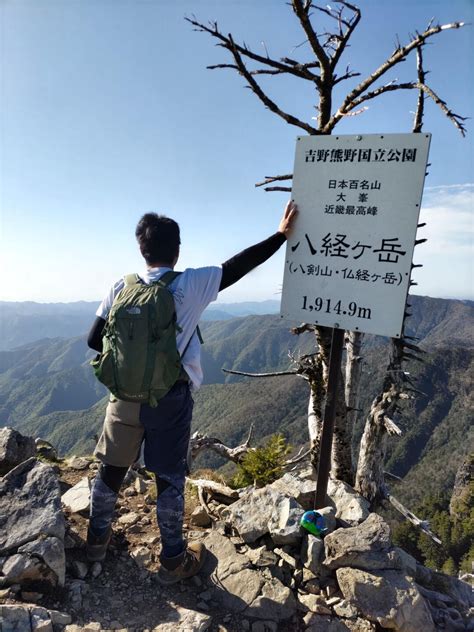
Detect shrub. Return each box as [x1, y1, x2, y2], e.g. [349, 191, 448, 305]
[229, 434, 291, 489]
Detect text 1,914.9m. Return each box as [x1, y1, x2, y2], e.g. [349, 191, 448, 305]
[301, 296, 372, 320]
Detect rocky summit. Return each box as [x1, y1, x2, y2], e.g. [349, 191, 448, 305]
[0, 427, 473, 632]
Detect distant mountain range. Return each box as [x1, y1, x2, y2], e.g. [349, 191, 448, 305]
[0, 294, 473, 506]
[0, 299, 280, 351]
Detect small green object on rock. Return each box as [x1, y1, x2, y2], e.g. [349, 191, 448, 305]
[300, 510, 328, 537]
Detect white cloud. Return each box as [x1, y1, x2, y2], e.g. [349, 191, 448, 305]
[420, 184, 473, 255]
[413, 184, 473, 299]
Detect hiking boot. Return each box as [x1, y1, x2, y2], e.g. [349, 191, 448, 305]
[86, 526, 112, 562]
[156, 542, 206, 585]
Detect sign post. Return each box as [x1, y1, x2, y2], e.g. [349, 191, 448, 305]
[281, 133, 431, 507]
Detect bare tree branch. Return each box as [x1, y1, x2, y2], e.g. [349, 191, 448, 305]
[222, 368, 298, 378]
[326, 20, 466, 132]
[190, 424, 255, 463]
[185, 16, 320, 82]
[413, 46, 425, 132]
[291, 1, 331, 71]
[292, 0, 333, 128]
[284, 446, 312, 467]
[329, 2, 361, 71]
[255, 174, 293, 188]
[386, 493, 442, 545]
[333, 70, 361, 85]
[334, 80, 467, 135]
[223, 33, 318, 134]
[263, 186, 293, 192]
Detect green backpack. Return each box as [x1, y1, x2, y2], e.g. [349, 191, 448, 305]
[91, 271, 183, 407]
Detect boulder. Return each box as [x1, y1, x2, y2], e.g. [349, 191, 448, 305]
[1, 553, 58, 588]
[268, 473, 316, 509]
[0, 459, 65, 554]
[150, 605, 212, 631]
[326, 478, 370, 525]
[324, 512, 420, 576]
[0, 604, 33, 631]
[245, 545, 278, 568]
[61, 476, 91, 513]
[0, 427, 36, 475]
[18, 536, 65, 586]
[190, 506, 212, 528]
[225, 487, 282, 543]
[336, 567, 435, 632]
[203, 531, 296, 621]
[415, 565, 474, 611]
[301, 534, 324, 575]
[267, 495, 304, 546]
[305, 615, 376, 631]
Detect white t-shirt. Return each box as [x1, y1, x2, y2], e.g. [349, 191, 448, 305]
[96, 266, 223, 389]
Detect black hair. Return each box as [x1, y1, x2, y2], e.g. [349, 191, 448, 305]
[135, 213, 180, 266]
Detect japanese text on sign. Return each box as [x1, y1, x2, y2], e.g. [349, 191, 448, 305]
[280, 133, 431, 338]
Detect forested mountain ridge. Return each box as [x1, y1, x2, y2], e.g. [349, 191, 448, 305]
[0, 299, 281, 351]
[0, 294, 472, 507]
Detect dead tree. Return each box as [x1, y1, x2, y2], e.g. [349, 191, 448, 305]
[187, 2, 466, 526]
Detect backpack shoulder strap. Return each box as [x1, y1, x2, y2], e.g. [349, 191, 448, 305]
[123, 273, 141, 287]
[156, 271, 181, 288]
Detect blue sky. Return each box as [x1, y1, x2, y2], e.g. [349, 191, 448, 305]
[1, 0, 472, 304]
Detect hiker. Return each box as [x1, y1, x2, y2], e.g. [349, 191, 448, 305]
[86, 199, 298, 584]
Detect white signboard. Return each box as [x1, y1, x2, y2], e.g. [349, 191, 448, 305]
[281, 133, 431, 337]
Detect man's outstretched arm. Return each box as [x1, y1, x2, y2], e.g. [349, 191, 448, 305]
[219, 200, 297, 291]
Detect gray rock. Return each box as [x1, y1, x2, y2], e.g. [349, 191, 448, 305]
[0, 427, 36, 476]
[225, 487, 281, 543]
[245, 545, 278, 568]
[249, 576, 296, 620]
[326, 478, 370, 525]
[130, 546, 152, 568]
[71, 560, 88, 579]
[332, 598, 360, 618]
[268, 495, 304, 546]
[273, 548, 298, 568]
[2, 553, 56, 587]
[305, 615, 376, 631]
[0, 459, 65, 555]
[18, 536, 65, 586]
[415, 566, 474, 610]
[336, 567, 435, 632]
[117, 511, 140, 527]
[190, 505, 212, 528]
[0, 604, 33, 631]
[298, 593, 330, 612]
[66, 456, 91, 470]
[90, 562, 102, 578]
[301, 534, 324, 574]
[324, 513, 401, 571]
[268, 473, 316, 510]
[134, 476, 148, 494]
[218, 567, 264, 612]
[204, 531, 251, 580]
[30, 607, 53, 632]
[203, 531, 296, 621]
[61, 476, 91, 513]
[150, 605, 212, 631]
[48, 610, 72, 626]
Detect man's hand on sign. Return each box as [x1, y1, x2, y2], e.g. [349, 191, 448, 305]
[278, 200, 298, 238]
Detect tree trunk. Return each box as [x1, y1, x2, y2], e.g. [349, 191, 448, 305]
[344, 331, 365, 465]
[315, 326, 353, 485]
[355, 339, 404, 503]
